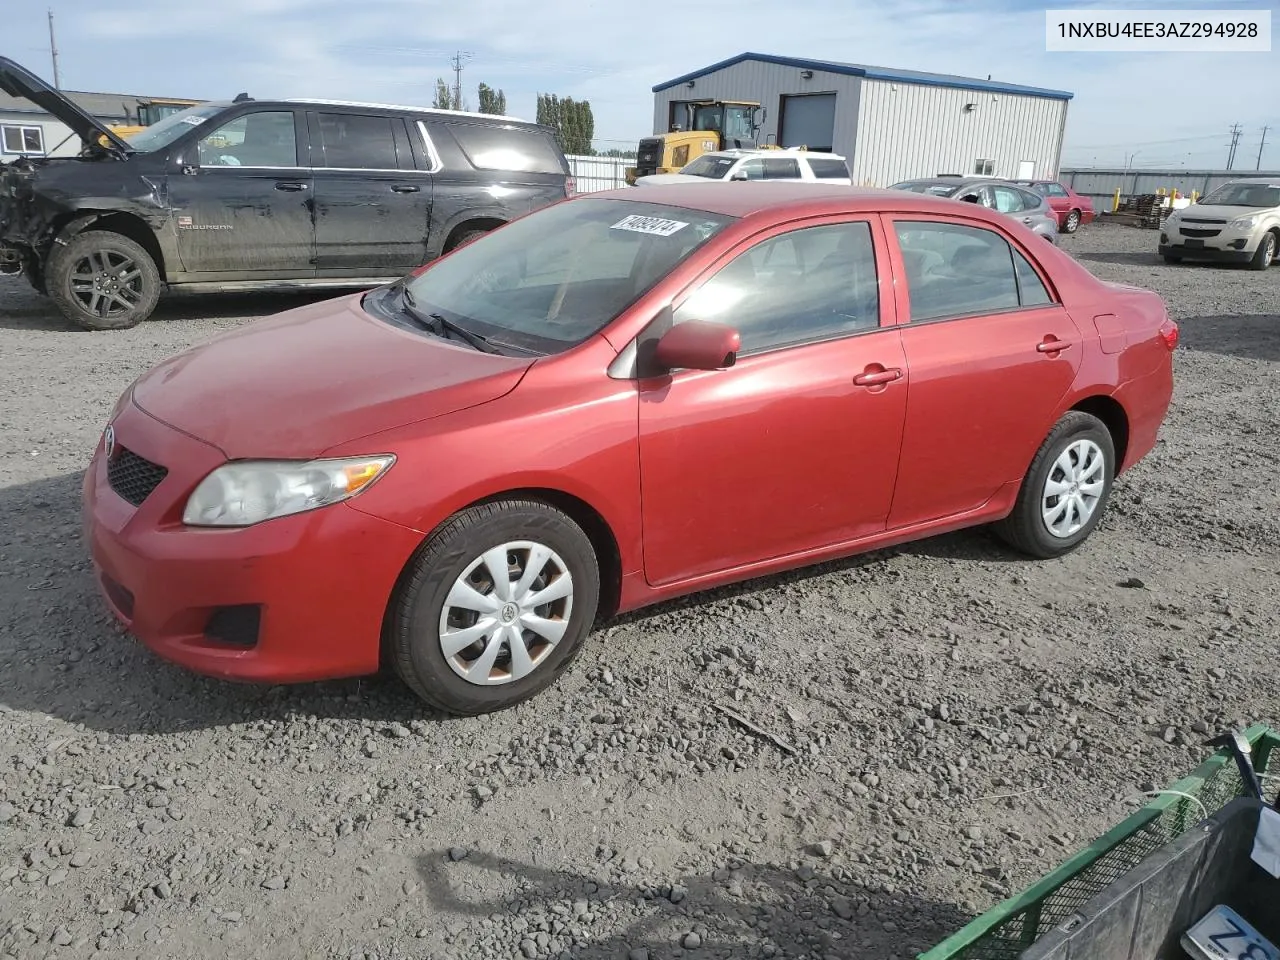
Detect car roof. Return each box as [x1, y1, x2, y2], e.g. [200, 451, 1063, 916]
[593, 181, 1024, 221]
[708, 148, 847, 160]
[194, 97, 535, 124]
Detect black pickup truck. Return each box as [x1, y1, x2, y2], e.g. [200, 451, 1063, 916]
[0, 56, 575, 330]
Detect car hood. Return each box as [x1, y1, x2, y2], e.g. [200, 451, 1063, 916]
[0, 55, 133, 155]
[129, 292, 535, 460]
[1177, 203, 1278, 220]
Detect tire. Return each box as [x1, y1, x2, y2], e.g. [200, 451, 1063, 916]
[445, 228, 489, 253]
[1162, 253, 1182, 264]
[1249, 231, 1277, 271]
[46, 230, 160, 330]
[1064, 209, 1081, 233]
[387, 499, 601, 715]
[992, 411, 1116, 560]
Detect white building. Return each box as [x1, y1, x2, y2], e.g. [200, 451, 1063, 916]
[651, 52, 1074, 187]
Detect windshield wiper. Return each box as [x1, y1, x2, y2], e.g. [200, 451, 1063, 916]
[395, 283, 500, 353]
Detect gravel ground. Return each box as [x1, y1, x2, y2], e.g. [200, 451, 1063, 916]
[1, 221, 1278, 960]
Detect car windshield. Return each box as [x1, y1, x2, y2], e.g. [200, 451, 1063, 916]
[680, 155, 737, 179]
[395, 198, 735, 354]
[123, 103, 224, 152]
[1198, 183, 1280, 208]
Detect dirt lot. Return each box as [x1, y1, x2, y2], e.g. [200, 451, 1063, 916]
[1, 221, 1278, 960]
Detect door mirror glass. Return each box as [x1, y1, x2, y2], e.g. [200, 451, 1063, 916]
[653, 320, 741, 371]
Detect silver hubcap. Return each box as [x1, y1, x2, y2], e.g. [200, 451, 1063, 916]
[439, 541, 574, 686]
[1042, 439, 1106, 538]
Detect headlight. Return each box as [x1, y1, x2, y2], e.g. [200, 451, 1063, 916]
[182, 455, 395, 527]
[1231, 215, 1259, 229]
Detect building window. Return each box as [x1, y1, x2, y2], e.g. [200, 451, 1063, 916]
[973, 158, 995, 176]
[1, 124, 45, 155]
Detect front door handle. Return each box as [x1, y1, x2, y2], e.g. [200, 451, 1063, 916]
[1037, 336, 1075, 353]
[391, 184, 421, 193]
[853, 365, 903, 387]
[275, 181, 308, 192]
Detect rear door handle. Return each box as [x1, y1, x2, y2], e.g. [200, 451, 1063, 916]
[853, 366, 903, 386]
[275, 181, 308, 192]
[391, 184, 421, 193]
[1037, 337, 1075, 353]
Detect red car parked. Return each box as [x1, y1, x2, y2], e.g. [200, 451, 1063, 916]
[82, 183, 1177, 715]
[1017, 180, 1097, 233]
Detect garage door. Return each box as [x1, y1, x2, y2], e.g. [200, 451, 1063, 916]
[780, 93, 836, 152]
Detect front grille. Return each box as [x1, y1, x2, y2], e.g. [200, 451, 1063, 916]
[107, 447, 168, 507]
[1181, 228, 1222, 238]
[637, 138, 662, 165]
[1182, 217, 1227, 225]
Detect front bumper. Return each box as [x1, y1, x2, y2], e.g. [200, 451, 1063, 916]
[81, 397, 424, 683]
[1158, 242, 1253, 263]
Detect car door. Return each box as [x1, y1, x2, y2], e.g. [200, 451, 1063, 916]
[168, 107, 315, 276]
[308, 110, 433, 275]
[636, 215, 909, 587]
[883, 216, 1083, 529]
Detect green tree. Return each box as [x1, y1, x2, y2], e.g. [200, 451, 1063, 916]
[433, 78, 458, 110]
[477, 82, 507, 115]
[536, 92, 595, 156]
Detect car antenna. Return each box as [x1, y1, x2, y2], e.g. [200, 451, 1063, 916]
[233, 92, 252, 102]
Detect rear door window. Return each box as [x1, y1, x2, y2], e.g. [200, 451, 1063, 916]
[317, 113, 402, 169]
[762, 157, 801, 179]
[807, 158, 850, 179]
[893, 221, 1024, 322]
[447, 123, 567, 174]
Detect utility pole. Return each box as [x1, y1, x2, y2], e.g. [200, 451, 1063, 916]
[47, 9, 61, 89]
[449, 51, 473, 111]
[1258, 126, 1270, 170]
[1226, 123, 1242, 169]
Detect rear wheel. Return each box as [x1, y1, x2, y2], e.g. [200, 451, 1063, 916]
[1250, 231, 1277, 271]
[387, 499, 601, 715]
[445, 228, 489, 253]
[993, 411, 1115, 559]
[1064, 209, 1081, 233]
[46, 230, 160, 330]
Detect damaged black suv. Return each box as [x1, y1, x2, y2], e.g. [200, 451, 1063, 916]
[0, 57, 575, 330]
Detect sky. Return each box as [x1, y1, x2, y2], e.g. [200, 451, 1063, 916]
[6, 0, 1278, 169]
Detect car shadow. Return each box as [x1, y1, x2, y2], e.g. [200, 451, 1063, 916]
[412, 847, 973, 960]
[0, 284, 356, 333]
[1175, 313, 1280, 363]
[0, 470, 1029, 736]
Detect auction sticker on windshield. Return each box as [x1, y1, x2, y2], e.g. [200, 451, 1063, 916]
[611, 215, 689, 237]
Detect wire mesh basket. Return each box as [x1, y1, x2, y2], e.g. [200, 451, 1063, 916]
[919, 724, 1280, 960]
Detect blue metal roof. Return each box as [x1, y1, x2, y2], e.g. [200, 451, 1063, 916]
[652, 52, 1074, 101]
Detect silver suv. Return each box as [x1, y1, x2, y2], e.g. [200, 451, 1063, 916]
[889, 176, 1059, 243]
[1159, 179, 1280, 270]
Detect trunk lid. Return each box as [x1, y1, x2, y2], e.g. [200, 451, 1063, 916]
[130, 291, 536, 460]
[0, 55, 134, 155]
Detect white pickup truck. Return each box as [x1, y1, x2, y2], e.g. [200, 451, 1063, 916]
[633, 148, 853, 187]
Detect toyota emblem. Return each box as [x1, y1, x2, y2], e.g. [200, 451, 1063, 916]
[103, 424, 116, 459]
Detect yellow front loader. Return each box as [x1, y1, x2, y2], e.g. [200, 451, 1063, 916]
[109, 97, 201, 139]
[624, 99, 767, 185]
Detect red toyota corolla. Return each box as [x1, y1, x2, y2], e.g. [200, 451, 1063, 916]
[82, 183, 1177, 715]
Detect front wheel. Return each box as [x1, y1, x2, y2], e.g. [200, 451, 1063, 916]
[387, 500, 601, 715]
[993, 411, 1115, 559]
[46, 230, 160, 330]
[1250, 231, 1277, 271]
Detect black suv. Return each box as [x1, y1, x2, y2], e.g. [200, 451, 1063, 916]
[0, 57, 575, 330]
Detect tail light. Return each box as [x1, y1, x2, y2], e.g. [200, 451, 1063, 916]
[1158, 317, 1179, 351]
[564, 175, 576, 198]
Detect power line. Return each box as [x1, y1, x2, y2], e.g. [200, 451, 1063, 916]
[449, 51, 473, 111]
[1226, 123, 1243, 169]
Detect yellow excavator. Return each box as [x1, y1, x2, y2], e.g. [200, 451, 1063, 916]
[625, 99, 771, 185]
[109, 97, 201, 138]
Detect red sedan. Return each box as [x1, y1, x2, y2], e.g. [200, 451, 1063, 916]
[1017, 180, 1097, 233]
[82, 183, 1177, 715]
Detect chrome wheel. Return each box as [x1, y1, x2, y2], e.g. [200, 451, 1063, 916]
[69, 250, 144, 320]
[438, 541, 574, 686]
[1065, 210, 1081, 233]
[1041, 439, 1106, 538]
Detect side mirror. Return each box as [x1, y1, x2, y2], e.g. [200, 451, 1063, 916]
[653, 320, 740, 372]
[730, 170, 749, 181]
